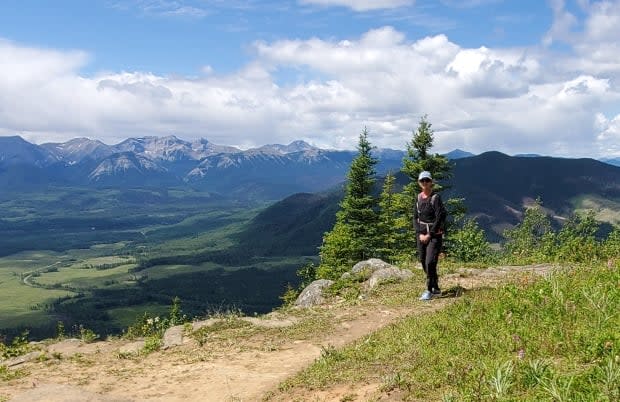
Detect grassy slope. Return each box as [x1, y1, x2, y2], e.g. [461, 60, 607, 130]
[279, 263, 619, 401]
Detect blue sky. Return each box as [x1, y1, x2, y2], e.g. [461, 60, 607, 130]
[1, 0, 619, 157]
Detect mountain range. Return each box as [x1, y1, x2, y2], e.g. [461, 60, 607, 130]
[0, 135, 402, 198]
[2, 134, 620, 206]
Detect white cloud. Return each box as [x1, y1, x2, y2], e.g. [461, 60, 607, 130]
[298, 0, 413, 12]
[1, 2, 620, 158]
[596, 112, 620, 155]
[114, 0, 209, 18]
[543, 0, 579, 46]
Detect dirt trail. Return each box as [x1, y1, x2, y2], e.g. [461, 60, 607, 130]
[1, 264, 555, 402]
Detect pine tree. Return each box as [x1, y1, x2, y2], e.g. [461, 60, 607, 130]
[317, 128, 378, 279]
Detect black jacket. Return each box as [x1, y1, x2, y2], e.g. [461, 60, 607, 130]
[413, 192, 446, 235]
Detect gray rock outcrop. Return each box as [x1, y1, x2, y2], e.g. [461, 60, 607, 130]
[367, 266, 413, 289]
[294, 279, 334, 307]
[351, 258, 394, 275]
[295, 259, 414, 308]
[162, 325, 185, 349]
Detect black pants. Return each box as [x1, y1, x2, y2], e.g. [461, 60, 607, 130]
[417, 235, 442, 292]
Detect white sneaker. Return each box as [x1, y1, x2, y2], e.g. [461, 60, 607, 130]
[419, 290, 432, 301]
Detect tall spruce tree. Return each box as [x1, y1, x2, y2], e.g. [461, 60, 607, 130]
[392, 116, 452, 257]
[317, 128, 378, 279]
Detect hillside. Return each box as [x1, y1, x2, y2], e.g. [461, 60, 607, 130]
[233, 151, 620, 248]
[0, 263, 560, 402]
[446, 151, 620, 238]
[234, 190, 342, 256]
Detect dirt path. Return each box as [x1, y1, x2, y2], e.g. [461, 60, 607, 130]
[1, 264, 555, 402]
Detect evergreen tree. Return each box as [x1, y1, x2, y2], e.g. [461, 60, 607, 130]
[317, 128, 378, 279]
[503, 198, 554, 262]
[377, 172, 398, 263]
[392, 116, 452, 257]
[316, 221, 354, 279]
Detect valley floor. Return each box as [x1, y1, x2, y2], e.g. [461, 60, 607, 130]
[1, 264, 556, 402]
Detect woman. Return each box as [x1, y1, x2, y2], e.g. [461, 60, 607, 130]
[413, 171, 446, 301]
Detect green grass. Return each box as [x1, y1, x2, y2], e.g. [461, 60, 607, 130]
[106, 303, 173, 329]
[32, 263, 137, 289]
[0, 252, 76, 329]
[572, 195, 620, 225]
[280, 263, 620, 401]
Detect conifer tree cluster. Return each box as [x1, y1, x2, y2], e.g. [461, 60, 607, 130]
[317, 117, 453, 279]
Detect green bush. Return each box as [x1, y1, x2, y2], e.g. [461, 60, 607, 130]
[447, 218, 492, 263]
[0, 331, 31, 359]
[503, 199, 554, 263]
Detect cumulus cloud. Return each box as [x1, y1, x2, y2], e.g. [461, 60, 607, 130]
[596, 113, 620, 155]
[1, 1, 620, 158]
[298, 0, 414, 12]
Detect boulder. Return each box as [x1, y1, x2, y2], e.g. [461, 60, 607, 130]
[117, 340, 145, 356]
[351, 258, 394, 275]
[294, 279, 334, 307]
[367, 267, 413, 289]
[162, 325, 185, 349]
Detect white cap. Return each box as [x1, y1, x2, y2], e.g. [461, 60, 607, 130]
[418, 171, 432, 181]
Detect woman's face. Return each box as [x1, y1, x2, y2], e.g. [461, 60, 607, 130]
[418, 178, 432, 191]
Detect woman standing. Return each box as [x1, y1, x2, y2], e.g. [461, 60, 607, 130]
[414, 171, 447, 301]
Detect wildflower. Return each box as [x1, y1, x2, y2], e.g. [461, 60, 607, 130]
[146, 318, 154, 325]
[517, 349, 525, 360]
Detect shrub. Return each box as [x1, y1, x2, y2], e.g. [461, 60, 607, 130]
[447, 218, 492, 263]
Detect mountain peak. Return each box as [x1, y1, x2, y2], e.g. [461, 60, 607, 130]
[444, 149, 475, 159]
[256, 140, 317, 155]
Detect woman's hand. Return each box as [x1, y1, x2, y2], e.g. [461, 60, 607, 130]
[419, 233, 431, 244]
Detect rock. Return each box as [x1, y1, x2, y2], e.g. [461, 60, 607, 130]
[117, 340, 145, 355]
[240, 316, 298, 328]
[10, 383, 132, 402]
[294, 279, 334, 307]
[46, 338, 101, 356]
[3, 351, 41, 367]
[351, 258, 394, 275]
[191, 318, 221, 331]
[162, 325, 184, 349]
[367, 267, 413, 289]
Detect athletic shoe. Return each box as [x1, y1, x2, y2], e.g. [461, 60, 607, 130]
[419, 290, 432, 301]
[431, 288, 441, 296]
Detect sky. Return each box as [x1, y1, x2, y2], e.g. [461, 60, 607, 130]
[0, 0, 619, 158]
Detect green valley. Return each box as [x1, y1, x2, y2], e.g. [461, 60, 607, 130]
[0, 187, 311, 340]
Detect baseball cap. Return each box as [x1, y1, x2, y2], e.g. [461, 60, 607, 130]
[418, 171, 432, 181]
